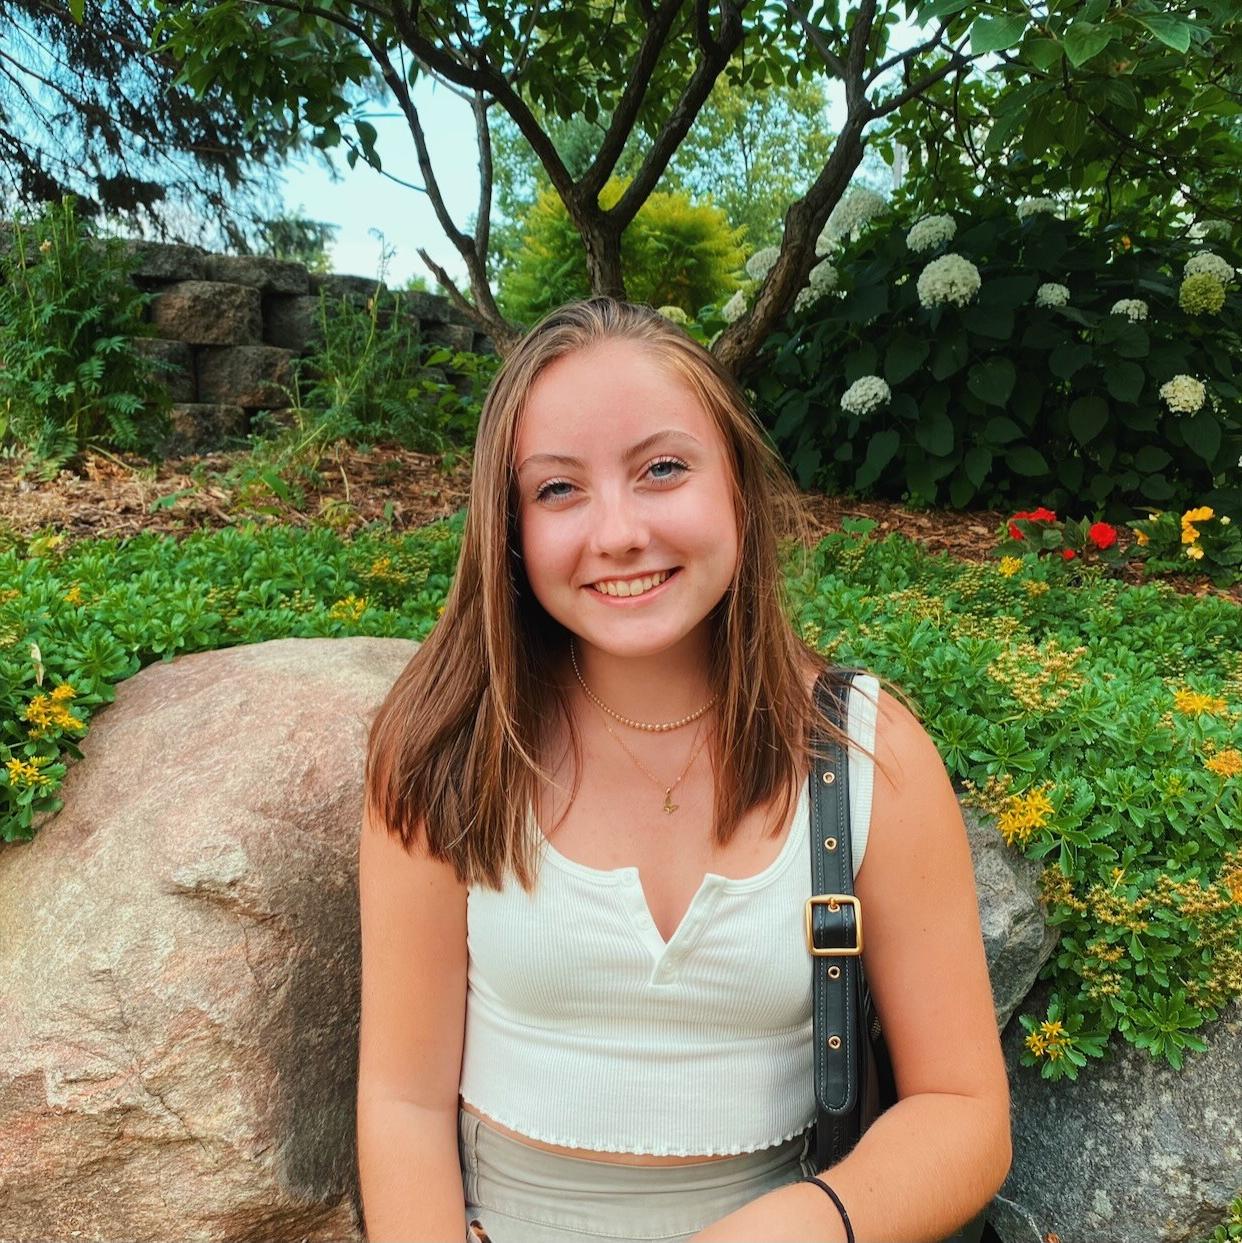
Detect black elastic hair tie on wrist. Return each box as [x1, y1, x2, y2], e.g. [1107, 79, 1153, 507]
[800, 1175, 855, 1243]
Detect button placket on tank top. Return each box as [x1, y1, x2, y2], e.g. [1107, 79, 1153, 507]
[619, 871, 728, 985]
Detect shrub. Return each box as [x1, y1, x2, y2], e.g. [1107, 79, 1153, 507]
[288, 289, 498, 457]
[749, 197, 1241, 520]
[0, 196, 171, 477]
[498, 176, 745, 324]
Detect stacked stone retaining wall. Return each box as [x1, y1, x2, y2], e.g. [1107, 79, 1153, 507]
[125, 241, 492, 454]
[1, 225, 493, 454]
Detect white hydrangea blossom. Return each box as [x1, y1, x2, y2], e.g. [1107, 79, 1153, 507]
[1110, 298, 1148, 322]
[1185, 251, 1235, 286]
[840, 375, 891, 416]
[814, 227, 837, 258]
[722, 289, 747, 323]
[916, 253, 982, 308]
[905, 214, 957, 254]
[1159, 374, 1206, 416]
[657, 305, 689, 325]
[1035, 282, 1070, 308]
[824, 187, 887, 242]
[745, 246, 780, 281]
[1189, 220, 1230, 241]
[793, 259, 840, 313]
[1016, 197, 1059, 221]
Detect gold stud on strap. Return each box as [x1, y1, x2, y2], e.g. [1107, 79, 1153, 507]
[821, 770, 835, 784]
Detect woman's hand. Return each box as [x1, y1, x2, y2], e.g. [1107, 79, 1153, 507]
[687, 1179, 848, 1242]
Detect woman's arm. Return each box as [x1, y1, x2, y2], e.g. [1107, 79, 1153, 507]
[694, 689, 1013, 1242]
[356, 797, 470, 1241]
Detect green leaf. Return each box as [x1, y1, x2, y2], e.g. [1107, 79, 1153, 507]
[1063, 22, 1114, 67]
[1182, 413, 1222, 463]
[1114, 323, 1150, 359]
[1068, 395, 1109, 444]
[854, 428, 901, 489]
[1050, 342, 1092, 379]
[984, 415, 1023, 444]
[1006, 445, 1051, 476]
[1105, 362, 1145, 404]
[1024, 36, 1063, 73]
[963, 306, 1014, 340]
[971, 14, 1028, 55]
[915, 410, 955, 456]
[1134, 445, 1171, 473]
[68, 0, 84, 19]
[916, 0, 974, 21]
[1137, 13, 1193, 53]
[967, 357, 1017, 407]
[964, 445, 992, 488]
[885, 334, 931, 385]
[931, 334, 969, 380]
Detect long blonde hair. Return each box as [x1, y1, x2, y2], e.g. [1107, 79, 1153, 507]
[364, 297, 895, 890]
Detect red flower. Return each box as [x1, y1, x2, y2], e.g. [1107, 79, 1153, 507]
[1062, 548, 1076, 560]
[1088, 522, 1118, 550]
[1008, 507, 1059, 540]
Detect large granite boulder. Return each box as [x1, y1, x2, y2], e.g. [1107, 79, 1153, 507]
[0, 636, 1059, 1240]
[994, 976, 1242, 1243]
[0, 636, 420, 1242]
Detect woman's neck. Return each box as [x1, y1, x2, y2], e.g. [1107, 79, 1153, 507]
[565, 635, 716, 730]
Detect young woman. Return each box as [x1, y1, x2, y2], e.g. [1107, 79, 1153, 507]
[356, 297, 1011, 1243]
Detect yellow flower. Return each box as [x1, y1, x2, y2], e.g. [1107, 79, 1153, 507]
[1205, 749, 1242, 778]
[1181, 525, 1200, 544]
[1182, 506, 1215, 524]
[1135, 530, 1149, 546]
[998, 556, 1022, 577]
[1186, 544, 1205, 560]
[1174, 688, 1229, 716]
[39, 238, 53, 254]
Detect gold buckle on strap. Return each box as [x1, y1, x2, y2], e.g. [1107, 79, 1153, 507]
[804, 894, 864, 957]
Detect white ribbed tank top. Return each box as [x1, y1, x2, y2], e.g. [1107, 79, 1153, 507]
[459, 673, 880, 1156]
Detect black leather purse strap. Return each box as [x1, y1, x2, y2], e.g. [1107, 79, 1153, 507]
[808, 668, 865, 1171]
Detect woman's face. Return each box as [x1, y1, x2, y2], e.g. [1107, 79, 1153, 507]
[512, 337, 740, 662]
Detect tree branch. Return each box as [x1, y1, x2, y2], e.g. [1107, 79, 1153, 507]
[578, 0, 685, 201]
[867, 36, 973, 120]
[415, 247, 521, 353]
[608, 0, 747, 230]
[782, 0, 847, 81]
[472, 88, 493, 265]
[864, 19, 949, 88]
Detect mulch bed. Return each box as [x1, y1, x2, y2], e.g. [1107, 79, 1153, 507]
[2, 441, 1238, 607]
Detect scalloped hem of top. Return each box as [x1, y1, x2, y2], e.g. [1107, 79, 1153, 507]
[460, 1096, 816, 1158]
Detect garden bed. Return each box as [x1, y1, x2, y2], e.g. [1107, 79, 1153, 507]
[2, 442, 1238, 607]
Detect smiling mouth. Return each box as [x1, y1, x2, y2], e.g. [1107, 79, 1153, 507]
[588, 568, 680, 598]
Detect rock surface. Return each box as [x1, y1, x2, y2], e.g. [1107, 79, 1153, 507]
[994, 977, 1242, 1243]
[150, 280, 262, 346]
[0, 635, 420, 1242]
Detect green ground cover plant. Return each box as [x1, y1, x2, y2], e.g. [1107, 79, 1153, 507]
[2, 515, 1239, 1091]
[0, 196, 171, 476]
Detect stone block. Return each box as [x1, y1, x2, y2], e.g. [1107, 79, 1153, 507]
[151, 281, 261, 346]
[309, 273, 385, 304]
[401, 290, 452, 323]
[158, 402, 247, 455]
[122, 240, 207, 285]
[265, 294, 324, 354]
[423, 322, 475, 354]
[130, 337, 195, 403]
[197, 344, 296, 409]
[204, 254, 310, 295]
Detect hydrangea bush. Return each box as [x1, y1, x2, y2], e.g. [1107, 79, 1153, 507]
[750, 197, 1241, 519]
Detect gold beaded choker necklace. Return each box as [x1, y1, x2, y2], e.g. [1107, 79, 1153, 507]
[569, 639, 718, 732]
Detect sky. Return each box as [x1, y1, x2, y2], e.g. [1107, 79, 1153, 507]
[277, 77, 483, 290]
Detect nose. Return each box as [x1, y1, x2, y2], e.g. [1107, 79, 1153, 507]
[588, 486, 650, 559]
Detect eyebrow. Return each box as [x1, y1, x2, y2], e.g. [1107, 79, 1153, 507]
[517, 429, 702, 474]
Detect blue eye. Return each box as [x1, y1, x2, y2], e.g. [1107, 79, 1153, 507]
[648, 457, 689, 481]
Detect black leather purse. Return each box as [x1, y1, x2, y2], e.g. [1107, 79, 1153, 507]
[807, 669, 988, 1243]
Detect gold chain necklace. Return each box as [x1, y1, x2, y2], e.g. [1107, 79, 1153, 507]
[596, 711, 710, 815]
[569, 639, 717, 732]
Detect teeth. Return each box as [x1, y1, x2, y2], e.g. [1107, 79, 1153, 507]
[592, 569, 672, 597]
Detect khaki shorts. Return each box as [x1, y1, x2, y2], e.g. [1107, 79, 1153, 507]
[458, 1106, 818, 1242]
